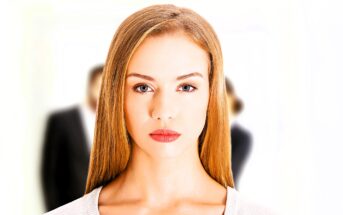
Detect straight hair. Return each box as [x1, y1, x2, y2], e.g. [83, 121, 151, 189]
[86, 4, 234, 193]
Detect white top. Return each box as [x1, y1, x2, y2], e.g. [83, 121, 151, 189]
[44, 186, 276, 215]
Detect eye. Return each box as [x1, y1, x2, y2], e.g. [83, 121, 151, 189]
[133, 84, 153, 93]
[178, 84, 197, 92]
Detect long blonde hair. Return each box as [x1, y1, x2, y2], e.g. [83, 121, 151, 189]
[85, 4, 234, 193]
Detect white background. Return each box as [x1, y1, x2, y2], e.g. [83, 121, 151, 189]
[0, 0, 342, 214]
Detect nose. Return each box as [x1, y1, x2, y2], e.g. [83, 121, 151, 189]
[150, 90, 177, 123]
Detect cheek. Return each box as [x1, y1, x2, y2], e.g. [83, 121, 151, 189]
[124, 92, 149, 137]
[180, 91, 209, 137]
[183, 97, 207, 119]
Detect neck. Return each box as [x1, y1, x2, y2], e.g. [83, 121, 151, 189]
[118, 143, 214, 204]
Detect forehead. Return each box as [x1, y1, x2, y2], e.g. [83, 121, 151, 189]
[127, 33, 209, 80]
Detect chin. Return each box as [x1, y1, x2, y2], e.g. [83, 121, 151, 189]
[144, 141, 194, 159]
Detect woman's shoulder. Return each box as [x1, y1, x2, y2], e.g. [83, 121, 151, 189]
[225, 187, 278, 215]
[43, 187, 102, 215]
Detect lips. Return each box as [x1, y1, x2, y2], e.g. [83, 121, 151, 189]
[149, 129, 181, 142]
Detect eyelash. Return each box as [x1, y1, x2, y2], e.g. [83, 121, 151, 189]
[133, 83, 197, 94]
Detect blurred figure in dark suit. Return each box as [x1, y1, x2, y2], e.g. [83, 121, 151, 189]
[225, 77, 252, 189]
[40, 65, 103, 211]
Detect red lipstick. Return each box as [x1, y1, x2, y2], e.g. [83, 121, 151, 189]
[149, 129, 181, 142]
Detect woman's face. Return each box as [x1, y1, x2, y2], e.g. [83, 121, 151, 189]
[124, 32, 209, 158]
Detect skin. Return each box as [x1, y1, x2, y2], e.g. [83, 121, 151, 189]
[87, 74, 102, 112]
[226, 93, 237, 122]
[98, 32, 227, 215]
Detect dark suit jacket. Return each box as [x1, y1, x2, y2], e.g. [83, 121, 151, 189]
[231, 124, 252, 188]
[41, 106, 90, 211]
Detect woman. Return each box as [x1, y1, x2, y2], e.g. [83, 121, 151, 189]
[45, 4, 275, 215]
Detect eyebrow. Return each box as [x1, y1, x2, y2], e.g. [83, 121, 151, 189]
[126, 72, 204, 81]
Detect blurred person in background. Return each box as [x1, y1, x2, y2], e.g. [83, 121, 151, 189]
[40, 65, 103, 211]
[225, 76, 252, 189]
